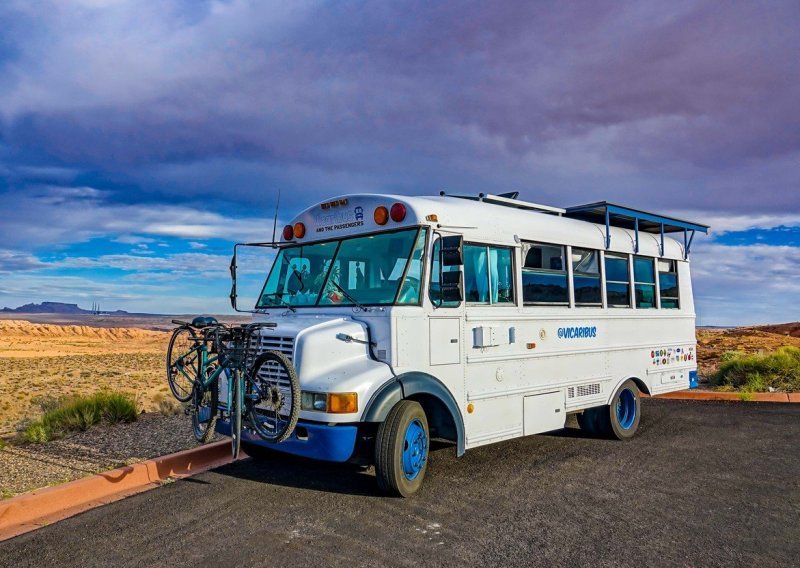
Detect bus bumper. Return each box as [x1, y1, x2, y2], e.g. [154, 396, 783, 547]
[216, 419, 360, 463]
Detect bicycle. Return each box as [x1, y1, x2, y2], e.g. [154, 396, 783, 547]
[166, 317, 301, 458]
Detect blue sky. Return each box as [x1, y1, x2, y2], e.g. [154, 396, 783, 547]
[0, 1, 798, 325]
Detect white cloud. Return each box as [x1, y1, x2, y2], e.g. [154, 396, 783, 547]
[672, 211, 800, 236]
[691, 242, 800, 325]
[0, 186, 272, 248]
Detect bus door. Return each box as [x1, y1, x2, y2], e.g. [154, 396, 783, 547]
[426, 233, 465, 395]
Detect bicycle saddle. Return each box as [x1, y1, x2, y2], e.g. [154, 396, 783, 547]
[191, 316, 218, 328]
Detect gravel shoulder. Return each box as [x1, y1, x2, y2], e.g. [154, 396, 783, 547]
[0, 413, 205, 497]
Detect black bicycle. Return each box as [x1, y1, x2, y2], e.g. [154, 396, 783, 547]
[166, 318, 300, 458]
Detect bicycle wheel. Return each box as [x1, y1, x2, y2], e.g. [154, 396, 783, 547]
[230, 370, 242, 460]
[191, 374, 218, 443]
[166, 327, 199, 402]
[247, 351, 300, 443]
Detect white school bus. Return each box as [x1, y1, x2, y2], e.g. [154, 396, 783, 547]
[225, 192, 708, 496]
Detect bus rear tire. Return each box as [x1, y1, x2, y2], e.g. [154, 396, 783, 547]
[606, 379, 641, 439]
[579, 380, 641, 440]
[375, 400, 429, 497]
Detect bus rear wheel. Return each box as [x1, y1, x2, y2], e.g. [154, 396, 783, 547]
[579, 380, 641, 440]
[375, 400, 429, 497]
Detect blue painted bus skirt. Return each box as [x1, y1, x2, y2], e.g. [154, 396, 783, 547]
[216, 419, 359, 463]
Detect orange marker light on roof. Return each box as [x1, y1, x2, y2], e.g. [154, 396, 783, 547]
[293, 222, 306, 238]
[390, 202, 406, 222]
[374, 206, 389, 225]
[282, 225, 294, 240]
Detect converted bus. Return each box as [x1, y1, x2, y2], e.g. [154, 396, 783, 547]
[224, 192, 708, 496]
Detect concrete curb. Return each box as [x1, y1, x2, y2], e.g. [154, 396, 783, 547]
[647, 391, 797, 403]
[0, 440, 236, 542]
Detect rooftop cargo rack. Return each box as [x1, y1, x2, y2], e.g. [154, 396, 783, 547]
[440, 191, 565, 216]
[564, 202, 709, 259]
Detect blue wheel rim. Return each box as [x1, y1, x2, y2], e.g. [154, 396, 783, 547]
[616, 388, 637, 429]
[402, 418, 428, 481]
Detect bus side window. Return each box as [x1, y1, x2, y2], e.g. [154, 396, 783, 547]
[572, 248, 602, 306]
[658, 259, 680, 308]
[522, 242, 569, 305]
[605, 253, 631, 307]
[634, 256, 656, 308]
[429, 238, 460, 307]
[463, 244, 515, 305]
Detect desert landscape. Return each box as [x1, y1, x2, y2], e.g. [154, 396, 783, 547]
[1, 315, 798, 438]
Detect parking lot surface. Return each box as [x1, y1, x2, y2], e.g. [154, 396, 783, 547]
[1, 399, 798, 567]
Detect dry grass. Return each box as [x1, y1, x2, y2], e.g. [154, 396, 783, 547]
[0, 320, 170, 436]
[696, 326, 800, 381]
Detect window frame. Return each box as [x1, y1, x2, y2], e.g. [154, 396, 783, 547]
[571, 246, 603, 308]
[658, 258, 681, 309]
[519, 240, 570, 306]
[633, 255, 657, 309]
[604, 252, 632, 308]
[463, 242, 517, 306]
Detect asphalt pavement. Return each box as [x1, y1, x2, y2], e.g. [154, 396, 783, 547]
[1, 399, 798, 567]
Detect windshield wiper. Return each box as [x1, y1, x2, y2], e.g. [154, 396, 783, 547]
[259, 293, 297, 312]
[329, 281, 369, 312]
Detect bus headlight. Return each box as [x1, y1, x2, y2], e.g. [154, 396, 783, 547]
[301, 391, 358, 413]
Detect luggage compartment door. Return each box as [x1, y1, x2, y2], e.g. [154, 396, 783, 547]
[523, 391, 565, 435]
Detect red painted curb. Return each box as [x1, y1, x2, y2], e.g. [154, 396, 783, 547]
[648, 391, 795, 403]
[0, 440, 237, 542]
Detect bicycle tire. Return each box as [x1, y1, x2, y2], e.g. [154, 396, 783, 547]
[191, 378, 218, 444]
[247, 351, 300, 444]
[231, 370, 242, 460]
[166, 327, 199, 402]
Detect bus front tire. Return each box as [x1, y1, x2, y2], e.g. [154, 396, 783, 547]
[375, 400, 429, 497]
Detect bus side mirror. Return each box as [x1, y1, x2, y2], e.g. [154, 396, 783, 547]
[440, 270, 464, 303]
[440, 235, 463, 266]
[229, 253, 238, 310]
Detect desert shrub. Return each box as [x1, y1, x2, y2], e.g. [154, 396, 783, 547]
[0, 437, 7, 450]
[20, 392, 138, 444]
[711, 346, 800, 392]
[155, 394, 182, 416]
[102, 393, 139, 423]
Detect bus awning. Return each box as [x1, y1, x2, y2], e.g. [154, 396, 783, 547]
[564, 202, 709, 259]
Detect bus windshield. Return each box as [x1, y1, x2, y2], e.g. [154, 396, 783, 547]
[256, 227, 427, 308]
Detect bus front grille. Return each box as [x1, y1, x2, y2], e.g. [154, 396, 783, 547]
[247, 335, 296, 417]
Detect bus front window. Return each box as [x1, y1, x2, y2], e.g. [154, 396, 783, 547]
[257, 227, 427, 308]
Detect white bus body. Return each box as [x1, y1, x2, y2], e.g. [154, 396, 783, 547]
[222, 192, 707, 495]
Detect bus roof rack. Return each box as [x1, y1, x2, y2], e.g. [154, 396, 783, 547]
[564, 201, 709, 259]
[440, 191, 565, 216]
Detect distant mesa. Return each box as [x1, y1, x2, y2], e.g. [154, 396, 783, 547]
[1, 302, 129, 315]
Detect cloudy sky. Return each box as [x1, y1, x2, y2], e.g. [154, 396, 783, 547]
[0, 0, 798, 324]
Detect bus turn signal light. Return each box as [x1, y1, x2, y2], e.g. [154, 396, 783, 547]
[328, 392, 358, 414]
[293, 222, 306, 238]
[390, 202, 406, 222]
[374, 206, 389, 225]
[282, 225, 294, 240]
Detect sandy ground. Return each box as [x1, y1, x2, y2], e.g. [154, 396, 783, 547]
[0, 319, 168, 358]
